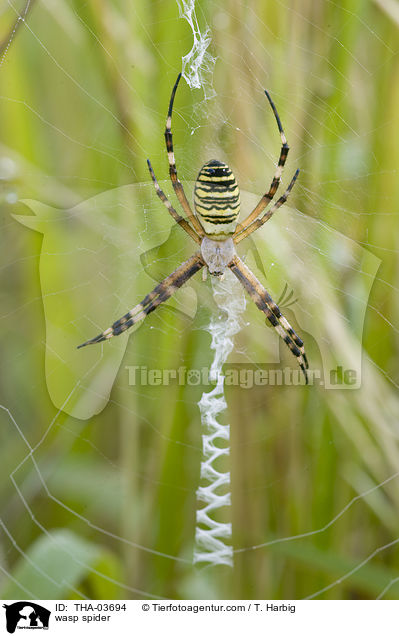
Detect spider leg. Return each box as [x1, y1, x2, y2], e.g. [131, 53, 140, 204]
[165, 73, 204, 237]
[228, 255, 308, 382]
[234, 169, 299, 244]
[77, 253, 205, 348]
[234, 89, 291, 236]
[147, 159, 201, 244]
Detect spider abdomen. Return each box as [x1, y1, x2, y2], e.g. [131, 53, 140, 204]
[194, 160, 240, 238]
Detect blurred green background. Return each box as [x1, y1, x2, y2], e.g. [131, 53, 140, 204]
[1, 0, 399, 600]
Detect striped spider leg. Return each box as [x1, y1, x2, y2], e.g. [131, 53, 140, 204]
[164, 73, 204, 237]
[234, 168, 300, 244]
[234, 89, 291, 236]
[228, 255, 309, 381]
[78, 253, 205, 348]
[147, 158, 201, 245]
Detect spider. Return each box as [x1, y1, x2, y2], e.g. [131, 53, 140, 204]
[78, 74, 309, 383]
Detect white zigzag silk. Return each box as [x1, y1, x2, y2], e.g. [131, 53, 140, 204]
[193, 270, 246, 566]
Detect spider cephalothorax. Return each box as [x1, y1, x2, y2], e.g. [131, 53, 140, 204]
[78, 74, 309, 382]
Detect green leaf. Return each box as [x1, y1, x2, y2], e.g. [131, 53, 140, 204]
[1, 529, 117, 600]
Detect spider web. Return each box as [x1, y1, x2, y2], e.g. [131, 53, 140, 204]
[1, 0, 399, 602]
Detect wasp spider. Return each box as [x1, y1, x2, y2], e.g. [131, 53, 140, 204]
[78, 74, 309, 382]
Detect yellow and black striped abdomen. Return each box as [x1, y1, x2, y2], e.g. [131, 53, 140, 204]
[194, 160, 240, 237]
